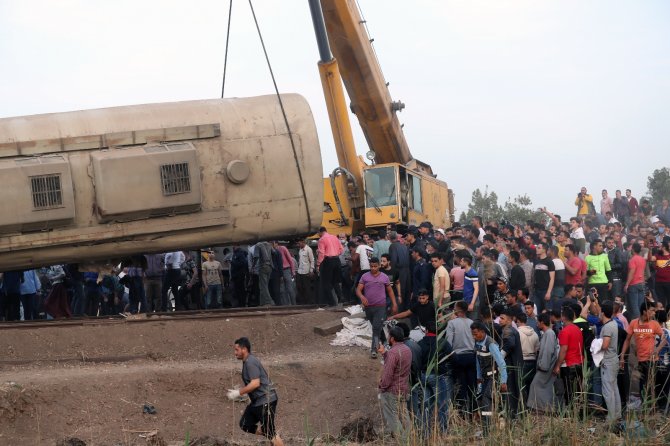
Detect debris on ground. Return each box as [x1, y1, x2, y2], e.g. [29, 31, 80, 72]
[145, 430, 167, 446]
[56, 438, 87, 446]
[188, 436, 235, 446]
[330, 306, 371, 347]
[143, 403, 158, 415]
[0, 382, 33, 421]
[339, 415, 377, 443]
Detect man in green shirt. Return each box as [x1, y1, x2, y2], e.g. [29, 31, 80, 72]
[585, 239, 612, 301]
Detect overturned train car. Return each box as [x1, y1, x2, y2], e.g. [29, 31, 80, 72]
[0, 94, 323, 270]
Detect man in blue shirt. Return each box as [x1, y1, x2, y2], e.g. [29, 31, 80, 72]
[20, 270, 41, 320]
[461, 255, 479, 319]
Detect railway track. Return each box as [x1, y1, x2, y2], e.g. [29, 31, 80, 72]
[0, 304, 343, 330]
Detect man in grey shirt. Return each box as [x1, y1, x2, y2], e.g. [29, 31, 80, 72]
[598, 302, 621, 425]
[445, 300, 476, 413]
[228, 337, 283, 446]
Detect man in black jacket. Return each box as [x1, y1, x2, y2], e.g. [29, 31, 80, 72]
[389, 231, 411, 311]
[605, 236, 625, 299]
[499, 309, 524, 418]
[508, 250, 526, 292]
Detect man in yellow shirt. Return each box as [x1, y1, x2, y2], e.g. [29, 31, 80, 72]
[575, 186, 594, 216]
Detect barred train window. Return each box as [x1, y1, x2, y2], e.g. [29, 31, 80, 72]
[31, 174, 63, 209]
[160, 163, 191, 195]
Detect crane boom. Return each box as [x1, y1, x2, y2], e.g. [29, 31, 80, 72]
[320, 0, 412, 166]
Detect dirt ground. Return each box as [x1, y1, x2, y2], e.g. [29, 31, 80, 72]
[0, 309, 382, 445]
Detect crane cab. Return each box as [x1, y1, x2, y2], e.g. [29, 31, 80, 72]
[363, 163, 452, 230]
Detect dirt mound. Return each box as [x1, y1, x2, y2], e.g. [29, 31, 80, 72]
[0, 311, 381, 445]
[145, 430, 167, 446]
[339, 415, 377, 443]
[0, 382, 33, 421]
[56, 438, 87, 446]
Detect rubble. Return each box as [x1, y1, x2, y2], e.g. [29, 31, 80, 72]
[339, 415, 377, 443]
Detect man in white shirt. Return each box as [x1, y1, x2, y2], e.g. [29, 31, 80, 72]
[356, 238, 373, 274]
[569, 217, 586, 255]
[162, 251, 185, 311]
[472, 216, 486, 243]
[296, 239, 315, 304]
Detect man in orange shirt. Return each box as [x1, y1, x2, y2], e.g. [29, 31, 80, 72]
[620, 301, 669, 402]
[624, 242, 647, 320]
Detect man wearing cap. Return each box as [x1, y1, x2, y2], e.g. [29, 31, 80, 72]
[411, 248, 433, 308]
[418, 221, 435, 243]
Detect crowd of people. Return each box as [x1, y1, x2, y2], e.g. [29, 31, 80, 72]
[0, 241, 305, 320]
[1, 186, 670, 439]
[322, 186, 670, 439]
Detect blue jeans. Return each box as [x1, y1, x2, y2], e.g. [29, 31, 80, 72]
[588, 363, 604, 407]
[551, 286, 565, 299]
[421, 373, 451, 433]
[206, 284, 222, 309]
[627, 283, 645, 320]
[532, 288, 548, 315]
[281, 268, 296, 305]
[71, 280, 86, 316]
[409, 381, 423, 426]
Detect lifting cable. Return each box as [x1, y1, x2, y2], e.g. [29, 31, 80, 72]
[247, 0, 313, 230]
[221, 0, 233, 98]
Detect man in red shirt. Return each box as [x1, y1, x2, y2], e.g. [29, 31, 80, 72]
[317, 226, 344, 306]
[564, 244, 586, 286]
[553, 306, 584, 407]
[624, 242, 646, 320]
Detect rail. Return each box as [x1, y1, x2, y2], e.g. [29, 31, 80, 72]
[0, 304, 343, 330]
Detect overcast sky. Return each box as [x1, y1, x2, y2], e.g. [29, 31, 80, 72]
[1, 0, 668, 221]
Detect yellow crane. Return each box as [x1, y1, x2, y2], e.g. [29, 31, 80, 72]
[310, 0, 454, 235]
